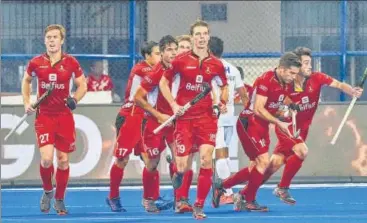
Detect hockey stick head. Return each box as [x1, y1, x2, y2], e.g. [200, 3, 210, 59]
[190, 82, 212, 106]
[357, 68, 367, 88]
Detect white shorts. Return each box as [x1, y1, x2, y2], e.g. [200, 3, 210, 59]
[215, 126, 234, 149]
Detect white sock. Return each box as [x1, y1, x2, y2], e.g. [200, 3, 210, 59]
[216, 158, 233, 195]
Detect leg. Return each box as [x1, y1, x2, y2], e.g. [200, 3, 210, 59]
[234, 117, 270, 212]
[107, 113, 142, 212]
[172, 120, 193, 189]
[39, 145, 55, 213]
[193, 144, 214, 219]
[215, 126, 234, 202]
[262, 153, 285, 183]
[141, 153, 161, 212]
[172, 143, 194, 213]
[35, 114, 56, 214]
[274, 143, 307, 205]
[273, 126, 308, 205]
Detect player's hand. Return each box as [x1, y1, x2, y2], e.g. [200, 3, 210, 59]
[276, 120, 292, 138]
[157, 113, 171, 124]
[65, 97, 77, 110]
[219, 102, 227, 114]
[171, 101, 185, 116]
[351, 87, 363, 98]
[24, 102, 36, 115]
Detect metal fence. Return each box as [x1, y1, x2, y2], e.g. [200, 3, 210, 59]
[1, 0, 367, 101]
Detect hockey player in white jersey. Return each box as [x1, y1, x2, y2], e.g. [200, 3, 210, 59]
[209, 36, 249, 204]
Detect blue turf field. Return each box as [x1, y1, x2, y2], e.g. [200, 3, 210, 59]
[2, 184, 367, 223]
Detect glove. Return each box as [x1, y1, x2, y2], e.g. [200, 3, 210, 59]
[66, 97, 77, 110]
[289, 103, 300, 112]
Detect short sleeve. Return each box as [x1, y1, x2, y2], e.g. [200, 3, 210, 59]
[26, 59, 36, 77]
[213, 63, 228, 86]
[255, 78, 269, 97]
[71, 57, 84, 78]
[315, 72, 333, 86]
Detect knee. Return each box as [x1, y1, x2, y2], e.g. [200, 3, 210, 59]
[57, 156, 69, 170]
[256, 154, 270, 171]
[145, 159, 159, 171]
[115, 156, 129, 168]
[41, 159, 53, 168]
[200, 153, 213, 169]
[294, 144, 308, 160]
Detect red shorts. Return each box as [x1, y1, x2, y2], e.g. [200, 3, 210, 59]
[143, 117, 175, 159]
[174, 116, 217, 157]
[35, 113, 76, 153]
[114, 113, 144, 159]
[273, 125, 309, 158]
[236, 114, 270, 161]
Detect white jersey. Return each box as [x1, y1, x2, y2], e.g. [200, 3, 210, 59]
[212, 59, 243, 126]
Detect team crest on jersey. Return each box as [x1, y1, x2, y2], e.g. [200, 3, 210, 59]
[206, 67, 211, 74]
[308, 86, 313, 92]
[59, 65, 64, 71]
[49, 73, 57, 81]
[196, 75, 203, 83]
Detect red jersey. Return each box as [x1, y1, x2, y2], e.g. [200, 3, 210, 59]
[163, 51, 228, 119]
[140, 62, 173, 117]
[250, 69, 292, 127]
[86, 74, 114, 91]
[119, 60, 153, 116]
[26, 53, 84, 115]
[290, 72, 333, 127]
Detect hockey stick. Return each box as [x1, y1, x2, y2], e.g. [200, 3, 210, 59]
[4, 84, 54, 141]
[291, 110, 300, 138]
[153, 82, 212, 134]
[330, 68, 367, 145]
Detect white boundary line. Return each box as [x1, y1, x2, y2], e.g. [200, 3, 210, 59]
[3, 214, 367, 221]
[2, 183, 367, 192]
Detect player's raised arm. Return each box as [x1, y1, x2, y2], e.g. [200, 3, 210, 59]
[329, 78, 363, 98]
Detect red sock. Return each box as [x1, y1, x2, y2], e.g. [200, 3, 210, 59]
[109, 163, 124, 199]
[195, 168, 212, 207]
[222, 167, 249, 189]
[240, 167, 263, 202]
[55, 167, 70, 200]
[143, 167, 160, 200]
[176, 169, 193, 200]
[169, 162, 177, 179]
[40, 164, 54, 192]
[279, 155, 303, 188]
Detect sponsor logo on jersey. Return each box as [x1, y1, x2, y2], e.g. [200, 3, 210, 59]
[41, 81, 65, 89]
[141, 67, 152, 72]
[186, 66, 196, 69]
[259, 84, 268, 92]
[186, 83, 205, 92]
